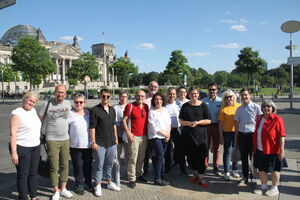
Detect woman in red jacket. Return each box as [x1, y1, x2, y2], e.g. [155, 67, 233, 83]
[252, 100, 285, 197]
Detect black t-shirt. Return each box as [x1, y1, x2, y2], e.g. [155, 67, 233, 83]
[179, 102, 211, 146]
[90, 104, 116, 147]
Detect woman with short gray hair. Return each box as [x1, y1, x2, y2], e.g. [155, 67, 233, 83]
[253, 100, 285, 196]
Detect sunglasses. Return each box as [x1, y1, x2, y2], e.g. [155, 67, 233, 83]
[209, 89, 217, 91]
[225, 95, 233, 99]
[74, 101, 84, 104]
[102, 95, 110, 99]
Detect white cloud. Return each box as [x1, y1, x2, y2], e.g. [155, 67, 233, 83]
[204, 29, 212, 32]
[212, 43, 241, 49]
[260, 21, 269, 25]
[230, 24, 247, 31]
[59, 36, 83, 41]
[219, 19, 237, 24]
[184, 52, 210, 57]
[136, 43, 156, 50]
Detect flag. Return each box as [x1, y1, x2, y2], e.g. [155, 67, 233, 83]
[124, 51, 128, 59]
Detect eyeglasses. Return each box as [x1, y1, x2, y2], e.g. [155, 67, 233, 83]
[225, 95, 233, 99]
[102, 95, 110, 99]
[209, 88, 217, 91]
[150, 86, 158, 88]
[74, 101, 84, 104]
[141, 109, 145, 118]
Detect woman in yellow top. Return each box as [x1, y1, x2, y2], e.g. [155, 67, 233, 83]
[218, 90, 241, 181]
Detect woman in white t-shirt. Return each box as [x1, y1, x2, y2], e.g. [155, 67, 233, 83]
[69, 93, 92, 195]
[148, 93, 171, 186]
[10, 92, 41, 200]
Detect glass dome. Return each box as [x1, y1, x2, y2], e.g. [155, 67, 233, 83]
[0, 24, 46, 46]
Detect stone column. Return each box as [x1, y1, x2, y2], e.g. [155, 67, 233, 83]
[62, 59, 65, 84]
[55, 59, 59, 83]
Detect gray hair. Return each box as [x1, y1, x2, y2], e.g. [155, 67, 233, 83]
[221, 89, 237, 106]
[73, 93, 86, 101]
[22, 92, 39, 103]
[261, 99, 277, 113]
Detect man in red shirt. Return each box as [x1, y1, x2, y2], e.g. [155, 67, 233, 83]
[122, 90, 149, 188]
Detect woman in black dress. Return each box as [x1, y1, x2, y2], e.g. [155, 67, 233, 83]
[179, 86, 211, 188]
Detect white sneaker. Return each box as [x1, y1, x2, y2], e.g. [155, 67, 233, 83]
[107, 182, 121, 191]
[224, 172, 231, 181]
[52, 191, 60, 200]
[232, 170, 240, 178]
[60, 189, 73, 199]
[265, 187, 279, 196]
[94, 184, 102, 197]
[253, 186, 268, 195]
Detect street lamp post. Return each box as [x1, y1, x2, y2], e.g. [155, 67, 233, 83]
[1, 69, 4, 102]
[281, 20, 300, 109]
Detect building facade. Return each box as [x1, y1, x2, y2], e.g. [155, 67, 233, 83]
[0, 24, 118, 93]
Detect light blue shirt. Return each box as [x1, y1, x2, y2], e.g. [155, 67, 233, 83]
[234, 101, 262, 133]
[202, 96, 222, 123]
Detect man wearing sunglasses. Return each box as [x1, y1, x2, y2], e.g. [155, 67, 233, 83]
[202, 82, 222, 176]
[122, 90, 149, 189]
[90, 89, 120, 197]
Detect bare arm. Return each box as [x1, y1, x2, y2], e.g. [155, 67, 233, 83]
[122, 116, 134, 142]
[179, 119, 193, 127]
[90, 128, 98, 150]
[114, 124, 118, 145]
[10, 115, 20, 165]
[279, 137, 285, 160]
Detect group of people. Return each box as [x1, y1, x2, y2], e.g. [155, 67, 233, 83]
[9, 82, 286, 200]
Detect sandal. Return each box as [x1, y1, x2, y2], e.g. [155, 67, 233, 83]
[188, 176, 198, 183]
[198, 178, 209, 188]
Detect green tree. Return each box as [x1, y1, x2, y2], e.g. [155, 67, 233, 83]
[143, 71, 160, 85]
[165, 50, 190, 85]
[66, 52, 99, 87]
[130, 73, 144, 86]
[11, 36, 56, 90]
[234, 47, 266, 87]
[214, 71, 229, 87]
[110, 57, 138, 87]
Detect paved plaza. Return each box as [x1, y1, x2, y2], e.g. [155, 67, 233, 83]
[0, 98, 299, 200]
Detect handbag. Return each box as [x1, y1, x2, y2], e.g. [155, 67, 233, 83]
[37, 143, 50, 178]
[231, 146, 241, 162]
[122, 103, 133, 143]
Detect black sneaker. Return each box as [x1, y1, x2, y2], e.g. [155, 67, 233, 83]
[128, 181, 136, 188]
[180, 168, 188, 176]
[154, 179, 169, 186]
[76, 185, 85, 195]
[84, 183, 94, 192]
[137, 176, 148, 183]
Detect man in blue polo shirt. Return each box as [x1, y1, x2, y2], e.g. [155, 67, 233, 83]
[202, 83, 222, 176]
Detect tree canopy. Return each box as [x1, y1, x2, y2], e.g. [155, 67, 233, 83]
[234, 47, 266, 87]
[109, 57, 138, 87]
[11, 36, 56, 89]
[66, 52, 99, 86]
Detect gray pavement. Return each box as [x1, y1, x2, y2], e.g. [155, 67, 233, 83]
[0, 100, 299, 200]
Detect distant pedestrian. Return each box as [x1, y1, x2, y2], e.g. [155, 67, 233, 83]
[10, 92, 41, 200]
[253, 100, 286, 197]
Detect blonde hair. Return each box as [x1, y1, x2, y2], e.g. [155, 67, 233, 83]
[22, 92, 39, 103]
[221, 89, 237, 106]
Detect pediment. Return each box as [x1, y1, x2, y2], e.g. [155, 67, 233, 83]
[49, 44, 81, 57]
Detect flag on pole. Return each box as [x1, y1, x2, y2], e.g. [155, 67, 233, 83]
[124, 51, 128, 59]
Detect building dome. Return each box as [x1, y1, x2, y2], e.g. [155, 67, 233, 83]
[0, 24, 46, 46]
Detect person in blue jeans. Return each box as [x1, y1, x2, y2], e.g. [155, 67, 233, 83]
[90, 89, 121, 197]
[147, 93, 171, 186]
[218, 90, 241, 181]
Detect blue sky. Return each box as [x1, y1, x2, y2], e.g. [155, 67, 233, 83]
[1, 0, 300, 74]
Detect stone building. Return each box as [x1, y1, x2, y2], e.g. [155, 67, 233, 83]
[0, 24, 118, 93]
